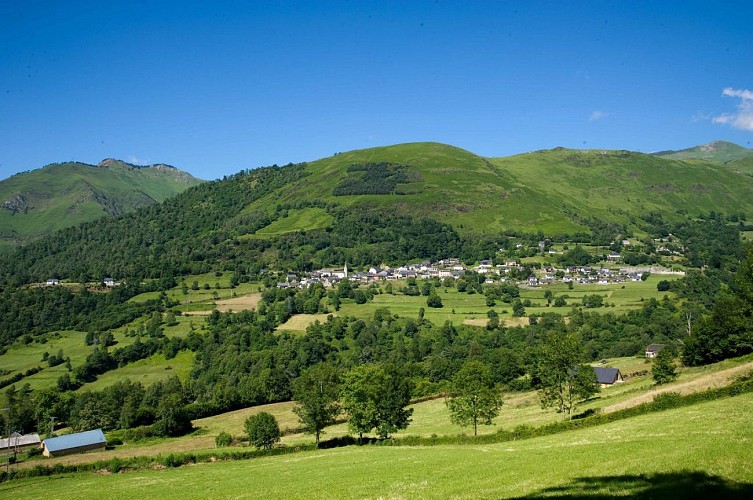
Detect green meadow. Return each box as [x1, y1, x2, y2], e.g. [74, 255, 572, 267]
[246, 207, 333, 238]
[4, 392, 753, 499]
[280, 275, 679, 332]
[79, 351, 194, 392]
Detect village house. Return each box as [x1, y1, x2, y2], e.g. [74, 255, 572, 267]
[593, 367, 624, 387]
[645, 344, 666, 358]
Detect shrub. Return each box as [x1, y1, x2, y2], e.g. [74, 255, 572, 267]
[216, 431, 232, 447]
[245, 412, 281, 450]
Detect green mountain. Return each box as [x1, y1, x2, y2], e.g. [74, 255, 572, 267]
[0, 159, 203, 246]
[652, 140, 753, 164]
[242, 142, 753, 234]
[3, 141, 753, 283]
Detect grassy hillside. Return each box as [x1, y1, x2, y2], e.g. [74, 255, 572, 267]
[239, 142, 584, 235]
[0, 159, 202, 246]
[4, 389, 753, 498]
[727, 155, 753, 176]
[234, 142, 753, 236]
[488, 147, 753, 231]
[653, 140, 753, 163]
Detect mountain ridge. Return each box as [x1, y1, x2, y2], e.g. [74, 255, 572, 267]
[3, 140, 753, 281]
[0, 159, 203, 246]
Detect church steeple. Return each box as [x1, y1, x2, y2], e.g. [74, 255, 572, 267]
[344, 262, 348, 278]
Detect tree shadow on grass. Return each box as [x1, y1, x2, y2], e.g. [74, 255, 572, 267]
[510, 470, 753, 499]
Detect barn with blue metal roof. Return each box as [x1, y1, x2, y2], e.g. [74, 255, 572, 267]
[42, 429, 107, 457]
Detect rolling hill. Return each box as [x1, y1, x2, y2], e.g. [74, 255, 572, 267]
[219, 141, 753, 237]
[0, 159, 203, 246]
[238, 141, 753, 235]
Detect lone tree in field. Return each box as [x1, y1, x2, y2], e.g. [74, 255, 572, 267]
[341, 363, 413, 442]
[244, 411, 280, 450]
[427, 293, 443, 308]
[446, 359, 503, 436]
[652, 348, 678, 385]
[536, 331, 599, 420]
[292, 363, 341, 447]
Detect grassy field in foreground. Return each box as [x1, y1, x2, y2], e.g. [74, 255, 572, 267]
[18, 354, 753, 474]
[4, 392, 753, 499]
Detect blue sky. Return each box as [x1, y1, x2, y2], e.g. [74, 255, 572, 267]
[1, 1, 752, 180]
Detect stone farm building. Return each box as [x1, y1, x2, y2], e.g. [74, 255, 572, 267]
[41, 429, 107, 457]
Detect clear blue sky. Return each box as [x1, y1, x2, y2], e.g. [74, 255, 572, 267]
[1, 1, 752, 180]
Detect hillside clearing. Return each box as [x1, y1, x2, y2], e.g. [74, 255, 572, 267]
[214, 293, 261, 312]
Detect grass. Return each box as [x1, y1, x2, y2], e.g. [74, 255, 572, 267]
[225, 142, 753, 236]
[18, 353, 752, 476]
[291, 275, 677, 333]
[3, 392, 753, 498]
[79, 351, 194, 392]
[0, 327, 142, 396]
[130, 273, 260, 317]
[248, 207, 333, 238]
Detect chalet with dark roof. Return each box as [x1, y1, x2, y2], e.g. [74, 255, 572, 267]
[593, 367, 624, 387]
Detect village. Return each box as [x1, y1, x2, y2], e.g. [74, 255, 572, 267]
[278, 255, 684, 290]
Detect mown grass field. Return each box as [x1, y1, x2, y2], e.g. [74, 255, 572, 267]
[4, 391, 753, 499]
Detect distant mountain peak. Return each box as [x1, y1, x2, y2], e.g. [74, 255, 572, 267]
[652, 141, 753, 163]
[97, 158, 177, 170]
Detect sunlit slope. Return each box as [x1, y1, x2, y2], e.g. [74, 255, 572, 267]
[244, 142, 586, 234]
[653, 140, 753, 163]
[243, 142, 753, 236]
[489, 148, 753, 226]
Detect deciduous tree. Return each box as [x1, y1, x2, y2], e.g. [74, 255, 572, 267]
[292, 363, 341, 447]
[446, 360, 502, 436]
[536, 332, 599, 420]
[245, 411, 280, 450]
[653, 348, 678, 385]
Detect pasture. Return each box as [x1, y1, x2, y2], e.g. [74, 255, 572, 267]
[79, 351, 194, 392]
[18, 354, 753, 474]
[289, 275, 678, 333]
[4, 392, 753, 498]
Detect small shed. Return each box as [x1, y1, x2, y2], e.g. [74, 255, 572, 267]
[594, 367, 624, 387]
[645, 344, 666, 358]
[0, 432, 41, 452]
[42, 429, 107, 457]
